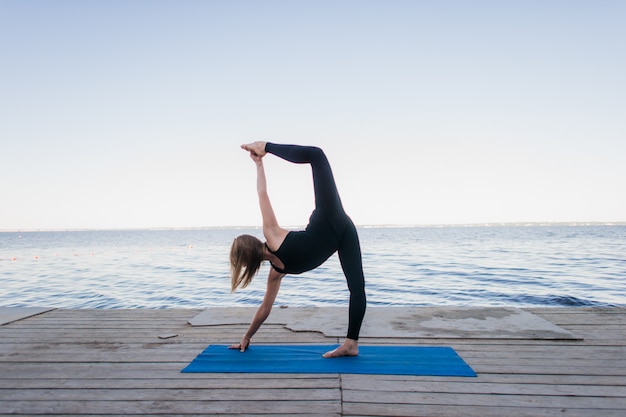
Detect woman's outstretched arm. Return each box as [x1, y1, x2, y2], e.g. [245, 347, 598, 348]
[253, 155, 278, 230]
[243, 144, 287, 250]
[229, 267, 285, 352]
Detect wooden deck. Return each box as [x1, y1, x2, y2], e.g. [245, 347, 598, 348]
[0, 307, 624, 416]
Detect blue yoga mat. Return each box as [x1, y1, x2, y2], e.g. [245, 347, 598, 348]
[182, 345, 476, 376]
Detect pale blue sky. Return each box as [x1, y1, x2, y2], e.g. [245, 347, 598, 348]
[1, 0, 624, 230]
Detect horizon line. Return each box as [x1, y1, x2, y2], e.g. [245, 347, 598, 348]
[2, 221, 625, 233]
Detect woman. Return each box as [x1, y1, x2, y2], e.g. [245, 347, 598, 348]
[229, 141, 366, 358]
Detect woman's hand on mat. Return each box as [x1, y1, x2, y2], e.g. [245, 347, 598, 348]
[241, 141, 267, 158]
[229, 335, 251, 352]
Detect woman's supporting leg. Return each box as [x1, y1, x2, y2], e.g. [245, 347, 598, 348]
[338, 220, 367, 340]
[323, 220, 366, 358]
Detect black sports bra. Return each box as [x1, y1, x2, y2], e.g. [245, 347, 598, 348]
[265, 242, 287, 273]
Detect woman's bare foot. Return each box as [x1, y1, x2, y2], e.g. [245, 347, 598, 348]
[323, 339, 358, 358]
[241, 141, 267, 157]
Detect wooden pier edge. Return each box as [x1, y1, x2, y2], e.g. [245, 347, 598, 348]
[0, 307, 624, 416]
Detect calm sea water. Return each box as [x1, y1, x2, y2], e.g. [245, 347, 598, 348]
[1, 226, 624, 309]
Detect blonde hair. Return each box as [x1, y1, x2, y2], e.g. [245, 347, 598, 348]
[230, 234, 264, 292]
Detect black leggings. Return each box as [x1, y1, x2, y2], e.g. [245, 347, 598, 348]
[265, 143, 367, 340]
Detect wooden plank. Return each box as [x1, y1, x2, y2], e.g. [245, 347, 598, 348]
[0, 334, 325, 345]
[341, 377, 626, 397]
[0, 362, 342, 379]
[28, 308, 202, 318]
[343, 402, 626, 417]
[0, 387, 340, 401]
[0, 400, 341, 415]
[355, 338, 626, 347]
[0, 377, 339, 389]
[469, 364, 625, 376]
[0, 332, 328, 344]
[0, 415, 336, 417]
[465, 356, 626, 368]
[0, 411, 341, 417]
[0, 415, 335, 417]
[340, 373, 626, 386]
[343, 390, 626, 409]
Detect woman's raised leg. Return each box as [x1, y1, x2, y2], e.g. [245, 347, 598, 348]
[264, 143, 343, 214]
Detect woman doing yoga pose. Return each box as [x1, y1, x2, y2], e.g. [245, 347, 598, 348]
[229, 141, 366, 358]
